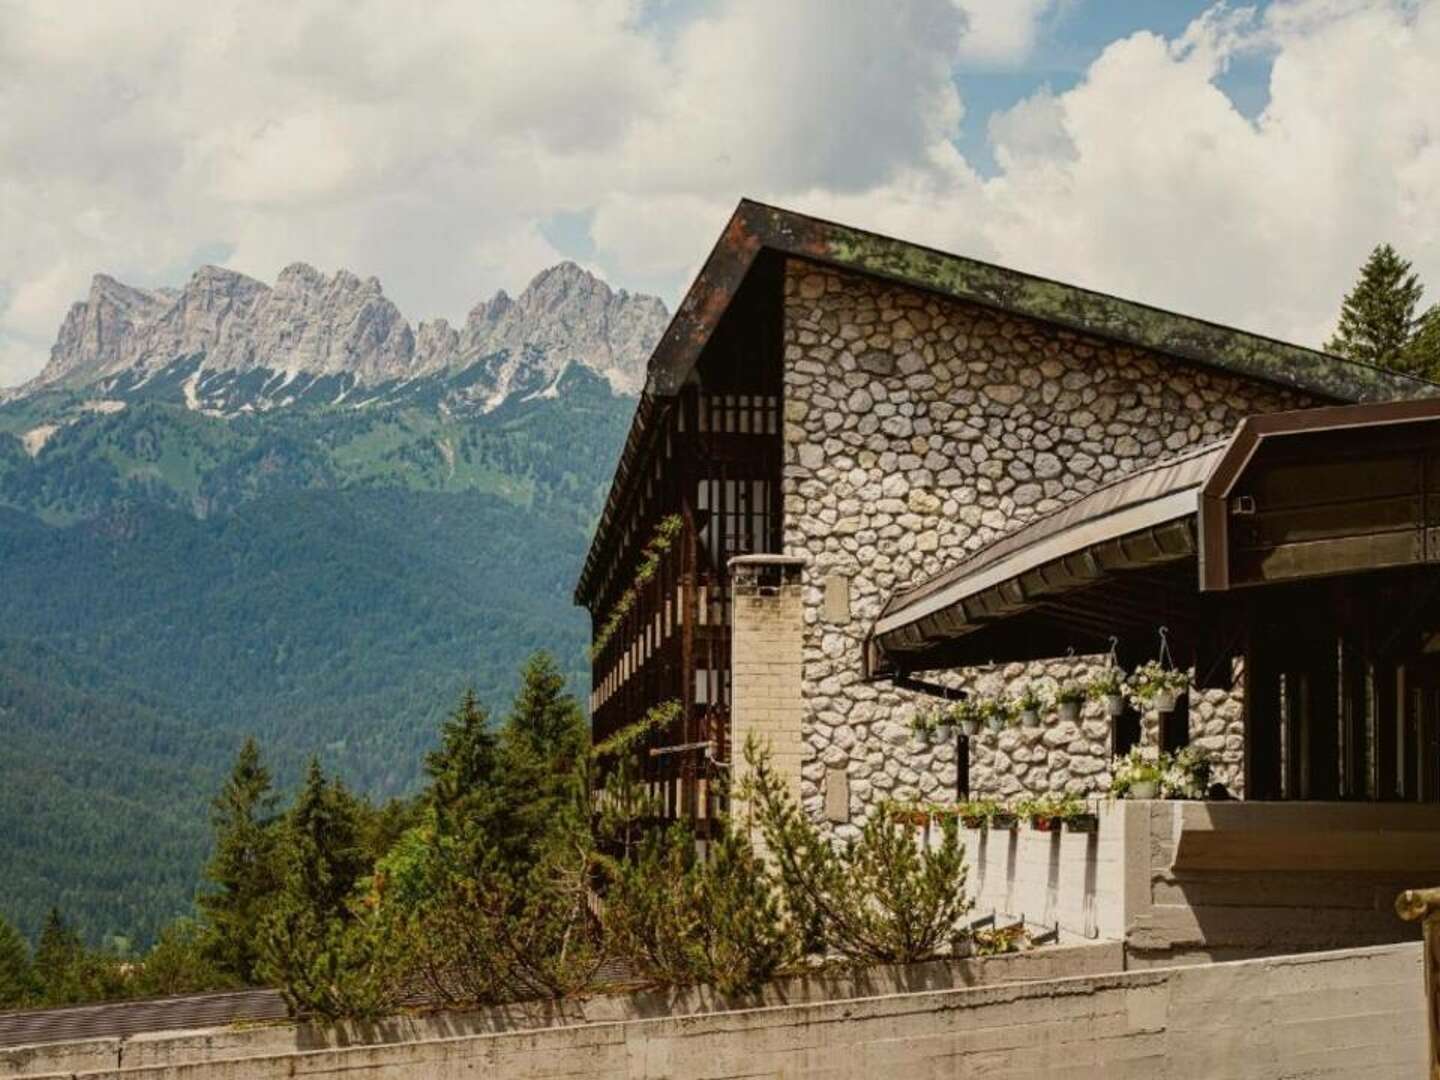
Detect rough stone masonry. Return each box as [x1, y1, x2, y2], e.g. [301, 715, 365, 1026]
[778, 260, 1316, 834]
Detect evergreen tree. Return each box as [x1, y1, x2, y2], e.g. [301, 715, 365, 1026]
[32, 908, 80, 993]
[1403, 303, 1440, 380]
[277, 759, 370, 922]
[0, 914, 35, 1007]
[423, 688, 498, 824]
[199, 737, 279, 983]
[258, 760, 380, 1017]
[1326, 244, 1426, 372]
[491, 653, 589, 866]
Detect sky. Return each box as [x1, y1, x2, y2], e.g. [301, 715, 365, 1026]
[1, 0, 1438, 387]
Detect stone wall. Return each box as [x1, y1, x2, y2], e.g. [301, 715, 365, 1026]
[780, 260, 1317, 827]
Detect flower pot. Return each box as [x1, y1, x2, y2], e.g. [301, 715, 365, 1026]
[1031, 815, 1062, 833]
[1058, 701, 1081, 723]
[1020, 708, 1040, 729]
[986, 715, 1006, 734]
[991, 813, 1017, 830]
[1106, 693, 1125, 717]
[1155, 688, 1177, 712]
[960, 718, 980, 738]
[1065, 813, 1099, 834]
[1128, 779, 1159, 800]
[960, 815, 987, 830]
[903, 811, 931, 827]
[936, 726, 955, 744]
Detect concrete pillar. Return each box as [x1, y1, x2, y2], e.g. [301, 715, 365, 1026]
[729, 555, 808, 824]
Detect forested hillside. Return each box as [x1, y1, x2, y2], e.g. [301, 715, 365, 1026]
[0, 365, 632, 947]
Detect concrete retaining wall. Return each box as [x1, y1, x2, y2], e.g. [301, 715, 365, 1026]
[7, 943, 1424, 1080]
[0, 943, 1120, 1078]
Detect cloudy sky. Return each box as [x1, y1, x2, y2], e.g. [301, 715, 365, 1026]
[1, 0, 1437, 387]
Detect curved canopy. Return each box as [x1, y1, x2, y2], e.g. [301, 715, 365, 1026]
[869, 398, 1440, 676]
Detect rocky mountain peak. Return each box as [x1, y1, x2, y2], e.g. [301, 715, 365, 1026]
[27, 259, 668, 407]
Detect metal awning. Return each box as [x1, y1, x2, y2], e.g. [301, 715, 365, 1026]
[869, 398, 1440, 675]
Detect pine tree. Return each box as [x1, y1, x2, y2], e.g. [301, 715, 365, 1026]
[0, 914, 35, 1007]
[424, 688, 498, 822]
[1403, 303, 1440, 381]
[1326, 244, 1426, 371]
[199, 737, 280, 983]
[279, 759, 370, 922]
[491, 653, 589, 866]
[258, 760, 381, 1017]
[32, 908, 81, 1001]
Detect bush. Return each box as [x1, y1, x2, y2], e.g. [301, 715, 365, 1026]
[741, 736, 971, 964]
[605, 820, 799, 995]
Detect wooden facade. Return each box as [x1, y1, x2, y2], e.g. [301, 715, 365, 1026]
[582, 259, 784, 825]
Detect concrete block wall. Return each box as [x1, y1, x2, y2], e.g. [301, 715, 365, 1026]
[8, 944, 1423, 1079]
[729, 556, 808, 812]
[916, 800, 1437, 963]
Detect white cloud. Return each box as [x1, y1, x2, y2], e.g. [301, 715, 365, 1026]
[953, 0, 1061, 65]
[1, 0, 1437, 388]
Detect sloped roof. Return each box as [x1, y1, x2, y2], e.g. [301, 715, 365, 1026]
[576, 199, 1437, 606]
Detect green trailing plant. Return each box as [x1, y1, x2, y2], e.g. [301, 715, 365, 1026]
[588, 516, 684, 660]
[742, 737, 972, 964]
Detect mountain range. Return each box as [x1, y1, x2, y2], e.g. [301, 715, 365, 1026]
[0, 260, 661, 947]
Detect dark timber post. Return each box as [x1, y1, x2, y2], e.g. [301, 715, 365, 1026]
[1244, 620, 1283, 800]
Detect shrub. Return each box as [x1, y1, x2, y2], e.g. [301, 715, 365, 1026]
[741, 737, 971, 964]
[606, 820, 799, 994]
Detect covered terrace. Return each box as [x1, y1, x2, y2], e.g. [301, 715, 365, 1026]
[868, 397, 1440, 804]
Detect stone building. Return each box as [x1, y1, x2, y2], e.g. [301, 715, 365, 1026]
[574, 199, 1437, 837]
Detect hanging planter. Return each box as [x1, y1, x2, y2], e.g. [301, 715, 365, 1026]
[909, 709, 938, 747]
[1013, 684, 1044, 730]
[957, 798, 998, 830]
[1087, 653, 1128, 718]
[1065, 812, 1099, 834]
[1054, 683, 1085, 724]
[991, 810, 1018, 830]
[1129, 628, 1190, 714]
[1128, 779, 1159, 800]
[1020, 795, 1081, 833]
[974, 696, 1008, 735]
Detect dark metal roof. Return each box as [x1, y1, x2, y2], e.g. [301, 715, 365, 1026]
[0, 989, 286, 1049]
[875, 441, 1224, 639]
[871, 398, 1440, 670]
[575, 199, 1438, 607]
